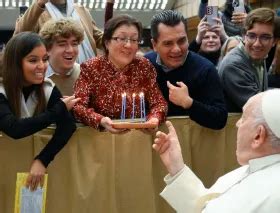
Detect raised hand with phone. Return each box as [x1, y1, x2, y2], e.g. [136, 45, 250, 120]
[231, 0, 247, 25]
[206, 5, 218, 27]
[195, 16, 210, 44]
[196, 16, 227, 45]
[198, 0, 251, 36]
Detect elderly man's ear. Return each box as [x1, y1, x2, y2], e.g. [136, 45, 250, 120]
[252, 125, 266, 149]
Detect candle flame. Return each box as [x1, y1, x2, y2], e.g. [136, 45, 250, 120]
[139, 92, 144, 97]
[132, 93, 136, 97]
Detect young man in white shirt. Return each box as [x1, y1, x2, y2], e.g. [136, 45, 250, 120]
[40, 18, 83, 96]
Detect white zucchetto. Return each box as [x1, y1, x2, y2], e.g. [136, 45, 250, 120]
[262, 89, 280, 138]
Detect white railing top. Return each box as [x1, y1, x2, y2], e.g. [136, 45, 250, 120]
[0, 0, 170, 10]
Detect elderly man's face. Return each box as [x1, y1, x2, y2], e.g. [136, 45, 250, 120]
[235, 96, 260, 165]
[244, 23, 275, 60]
[152, 22, 189, 69]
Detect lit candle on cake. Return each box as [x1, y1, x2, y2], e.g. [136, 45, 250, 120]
[131, 93, 136, 120]
[142, 92, 146, 121]
[121, 92, 126, 120]
[139, 92, 146, 121]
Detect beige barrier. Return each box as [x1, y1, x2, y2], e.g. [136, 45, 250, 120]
[0, 115, 240, 213]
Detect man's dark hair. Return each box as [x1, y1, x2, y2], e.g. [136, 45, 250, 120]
[150, 10, 187, 41]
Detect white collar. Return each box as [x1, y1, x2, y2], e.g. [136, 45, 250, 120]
[46, 64, 76, 77]
[155, 52, 189, 73]
[248, 154, 280, 173]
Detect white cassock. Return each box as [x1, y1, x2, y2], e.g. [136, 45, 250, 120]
[161, 154, 280, 213]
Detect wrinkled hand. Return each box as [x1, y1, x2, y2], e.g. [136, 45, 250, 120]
[100, 117, 130, 134]
[196, 16, 209, 44]
[26, 159, 46, 191]
[61, 96, 81, 111]
[167, 81, 193, 109]
[153, 121, 184, 176]
[140, 117, 159, 134]
[37, 0, 48, 8]
[210, 17, 228, 42]
[231, 12, 247, 25]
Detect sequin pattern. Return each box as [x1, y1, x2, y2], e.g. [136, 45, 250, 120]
[73, 56, 168, 129]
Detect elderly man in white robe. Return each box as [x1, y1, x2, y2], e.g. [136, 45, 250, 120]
[153, 89, 280, 213]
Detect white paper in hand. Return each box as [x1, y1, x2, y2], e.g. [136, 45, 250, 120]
[20, 187, 44, 213]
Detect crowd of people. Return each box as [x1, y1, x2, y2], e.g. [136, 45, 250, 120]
[0, 0, 280, 211]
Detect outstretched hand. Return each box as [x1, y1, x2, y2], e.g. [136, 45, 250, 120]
[153, 121, 185, 176]
[26, 159, 46, 191]
[61, 96, 81, 111]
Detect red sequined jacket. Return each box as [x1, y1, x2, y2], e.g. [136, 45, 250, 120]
[73, 56, 167, 129]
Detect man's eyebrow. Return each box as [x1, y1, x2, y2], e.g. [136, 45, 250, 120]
[56, 39, 67, 43]
[162, 36, 186, 42]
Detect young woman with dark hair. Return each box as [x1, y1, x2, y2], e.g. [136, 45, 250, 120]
[0, 32, 80, 190]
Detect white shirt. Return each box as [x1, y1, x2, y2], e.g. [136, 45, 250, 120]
[45, 63, 80, 78]
[161, 154, 280, 213]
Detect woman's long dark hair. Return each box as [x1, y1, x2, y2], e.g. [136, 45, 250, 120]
[2, 32, 47, 118]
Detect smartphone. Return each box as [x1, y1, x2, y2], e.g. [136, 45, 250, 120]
[206, 6, 218, 27]
[232, 0, 245, 13]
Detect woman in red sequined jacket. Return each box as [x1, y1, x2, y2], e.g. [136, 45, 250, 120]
[73, 15, 167, 133]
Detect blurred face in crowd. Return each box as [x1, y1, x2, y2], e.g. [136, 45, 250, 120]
[48, 35, 79, 75]
[152, 21, 188, 69]
[200, 31, 221, 53]
[225, 39, 240, 54]
[273, 41, 280, 69]
[244, 23, 275, 60]
[106, 24, 139, 69]
[22, 44, 48, 86]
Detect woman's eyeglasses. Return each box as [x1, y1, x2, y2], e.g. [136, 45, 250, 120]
[111, 37, 143, 45]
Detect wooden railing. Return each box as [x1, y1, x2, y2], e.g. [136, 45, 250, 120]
[0, 115, 240, 213]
